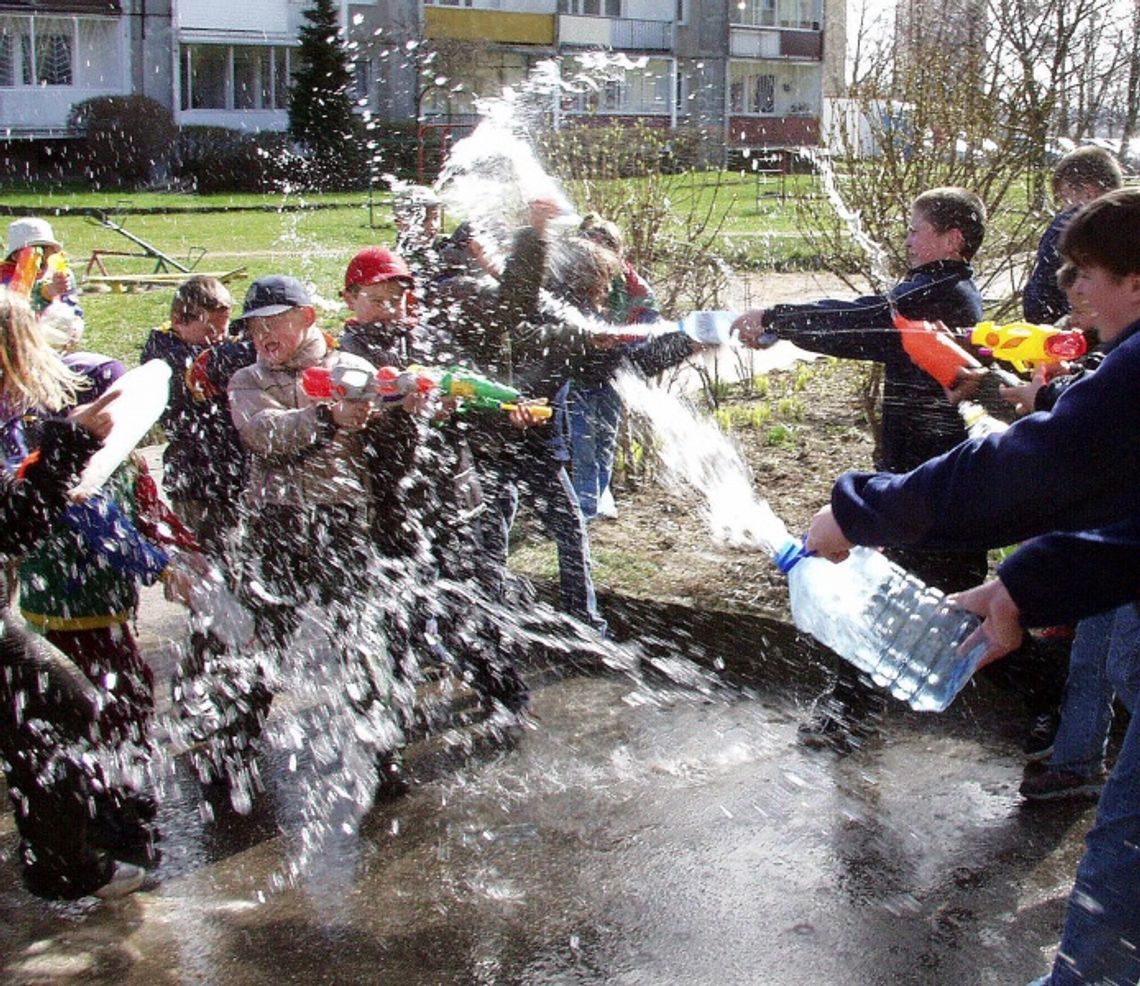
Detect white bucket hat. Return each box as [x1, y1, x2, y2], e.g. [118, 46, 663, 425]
[7, 217, 61, 258]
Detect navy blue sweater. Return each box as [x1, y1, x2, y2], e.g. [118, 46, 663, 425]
[1022, 208, 1074, 324]
[762, 259, 983, 473]
[830, 318, 1140, 625]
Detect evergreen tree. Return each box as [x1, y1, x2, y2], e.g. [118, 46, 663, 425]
[288, 0, 360, 184]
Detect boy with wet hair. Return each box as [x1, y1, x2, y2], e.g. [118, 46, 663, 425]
[734, 186, 1061, 752]
[1023, 145, 1124, 324]
[802, 185, 1140, 986]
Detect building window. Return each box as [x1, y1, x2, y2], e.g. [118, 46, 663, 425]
[353, 56, 372, 105]
[0, 16, 76, 87]
[563, 57, 671, 115]
[729, 59, 820, 115]
[422, 50, 530, 118]
[733, 0, 821, 31]
[181, 43, 292, 112]
[558, 0, 622, 15]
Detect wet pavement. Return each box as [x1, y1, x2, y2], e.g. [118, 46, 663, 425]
[0, 576, 1095, 986]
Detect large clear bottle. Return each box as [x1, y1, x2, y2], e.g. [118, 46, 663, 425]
[773, 541, 988, 712]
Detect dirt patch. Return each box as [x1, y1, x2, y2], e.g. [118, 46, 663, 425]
[511, 357, 877, 621]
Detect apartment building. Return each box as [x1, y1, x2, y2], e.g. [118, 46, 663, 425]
[1, 0, 846, 156]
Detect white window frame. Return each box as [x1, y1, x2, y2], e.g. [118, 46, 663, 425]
[180, 43, 293, 112]
[0, 15, 78, 88]
[731, 0, 822, 31]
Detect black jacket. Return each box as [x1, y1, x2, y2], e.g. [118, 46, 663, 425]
[763, 259, 984, 473]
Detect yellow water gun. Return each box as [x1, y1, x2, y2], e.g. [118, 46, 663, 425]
[970, 321, 1087, 374]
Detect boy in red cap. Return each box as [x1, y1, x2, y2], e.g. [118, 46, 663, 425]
[340, 247, 420, 368]
[340, 247, 529, 732]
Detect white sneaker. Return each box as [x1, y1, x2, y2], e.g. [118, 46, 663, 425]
[595, 487, 617, 519]
[94, 861, 146, 899]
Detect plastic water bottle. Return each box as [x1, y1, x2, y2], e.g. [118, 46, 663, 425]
[773, 540, 988, 712]
[676, 310, 737, 346]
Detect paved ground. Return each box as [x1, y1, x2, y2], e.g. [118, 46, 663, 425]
[0, 570, 1097, 985]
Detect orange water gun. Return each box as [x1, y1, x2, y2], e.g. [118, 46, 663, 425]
[969, 321, 1087, 374]
[7, 246, 42, 297]
[892, 311, 983, 388]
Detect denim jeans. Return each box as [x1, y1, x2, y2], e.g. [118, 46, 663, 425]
[1044, 603, 1140, 985]
[568, 382, 624, 520]
[1051, 611, 1117, 776]
[480, 450, 606, 637]
[1052, 606, 1140, 777]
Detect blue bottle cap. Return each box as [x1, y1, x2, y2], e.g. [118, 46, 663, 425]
[773, 539, 808, 573]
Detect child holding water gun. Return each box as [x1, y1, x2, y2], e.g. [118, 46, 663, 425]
[999, 260, 1129, 803]
[734, 187, 1063, 752]
[338, 246, 529, 726]
[1, 218, 82, 323]
[802, 186, 1140, 986]
[212, 276, 389, 798]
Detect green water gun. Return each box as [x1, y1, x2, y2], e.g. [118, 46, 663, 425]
[416, 365, 553, 419]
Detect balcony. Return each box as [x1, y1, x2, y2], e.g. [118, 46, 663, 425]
[0, 0, 122, 10]
[558, 15, 673, 52]
[424, 6, 556, 45]
[730, 26, 822, 60]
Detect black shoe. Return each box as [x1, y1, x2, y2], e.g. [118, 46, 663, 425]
[374, 754, 410, 800]
[1024, 712, 1060, 762]
[1019, 767, 1104, 801]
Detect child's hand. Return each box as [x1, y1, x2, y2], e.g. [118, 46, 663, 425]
[507, 401, 548, 429]
[527, 198, 565, 235]
[588, 331, 623, 350]
[804, 505, 854, 562]
[40, 270, 69, 302]
[330, 398, 372, 431]
[944, 366, 987, 405]
[162, 559, 198, 606]
[400, 390, 435, 417]
[947, 578, 1024, 667]
[431, 396, 460, 423]
[69, 389, 118, 441]
[999, 366, 1050, 416]
[731, 310, 776, 349]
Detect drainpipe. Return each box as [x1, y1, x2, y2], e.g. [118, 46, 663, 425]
[670, 56, 678, 129]
[170, 0, 179, 120]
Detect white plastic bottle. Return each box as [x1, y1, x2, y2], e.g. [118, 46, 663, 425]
[774, 540, 988, 712]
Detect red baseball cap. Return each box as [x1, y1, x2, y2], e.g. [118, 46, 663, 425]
[344, 247, 414, 291]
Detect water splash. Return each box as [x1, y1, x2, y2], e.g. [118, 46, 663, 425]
[797, 147, 892, 289]
[613, 368, 791, 557]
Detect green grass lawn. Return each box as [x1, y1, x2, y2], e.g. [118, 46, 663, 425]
[9, 167, 1039, 364]
[45, 198, 398, 364]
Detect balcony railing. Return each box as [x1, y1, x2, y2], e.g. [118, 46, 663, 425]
[558, 15, 673, 51]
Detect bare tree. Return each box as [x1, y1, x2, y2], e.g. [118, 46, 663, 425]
[1119, 1, 1140, 152]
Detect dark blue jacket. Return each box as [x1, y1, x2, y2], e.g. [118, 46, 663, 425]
[830, 318, 1140, 625]
[1022, 208, 1074, 324]
[761, 259, 984, 473]
[141, 327, 249, 502]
